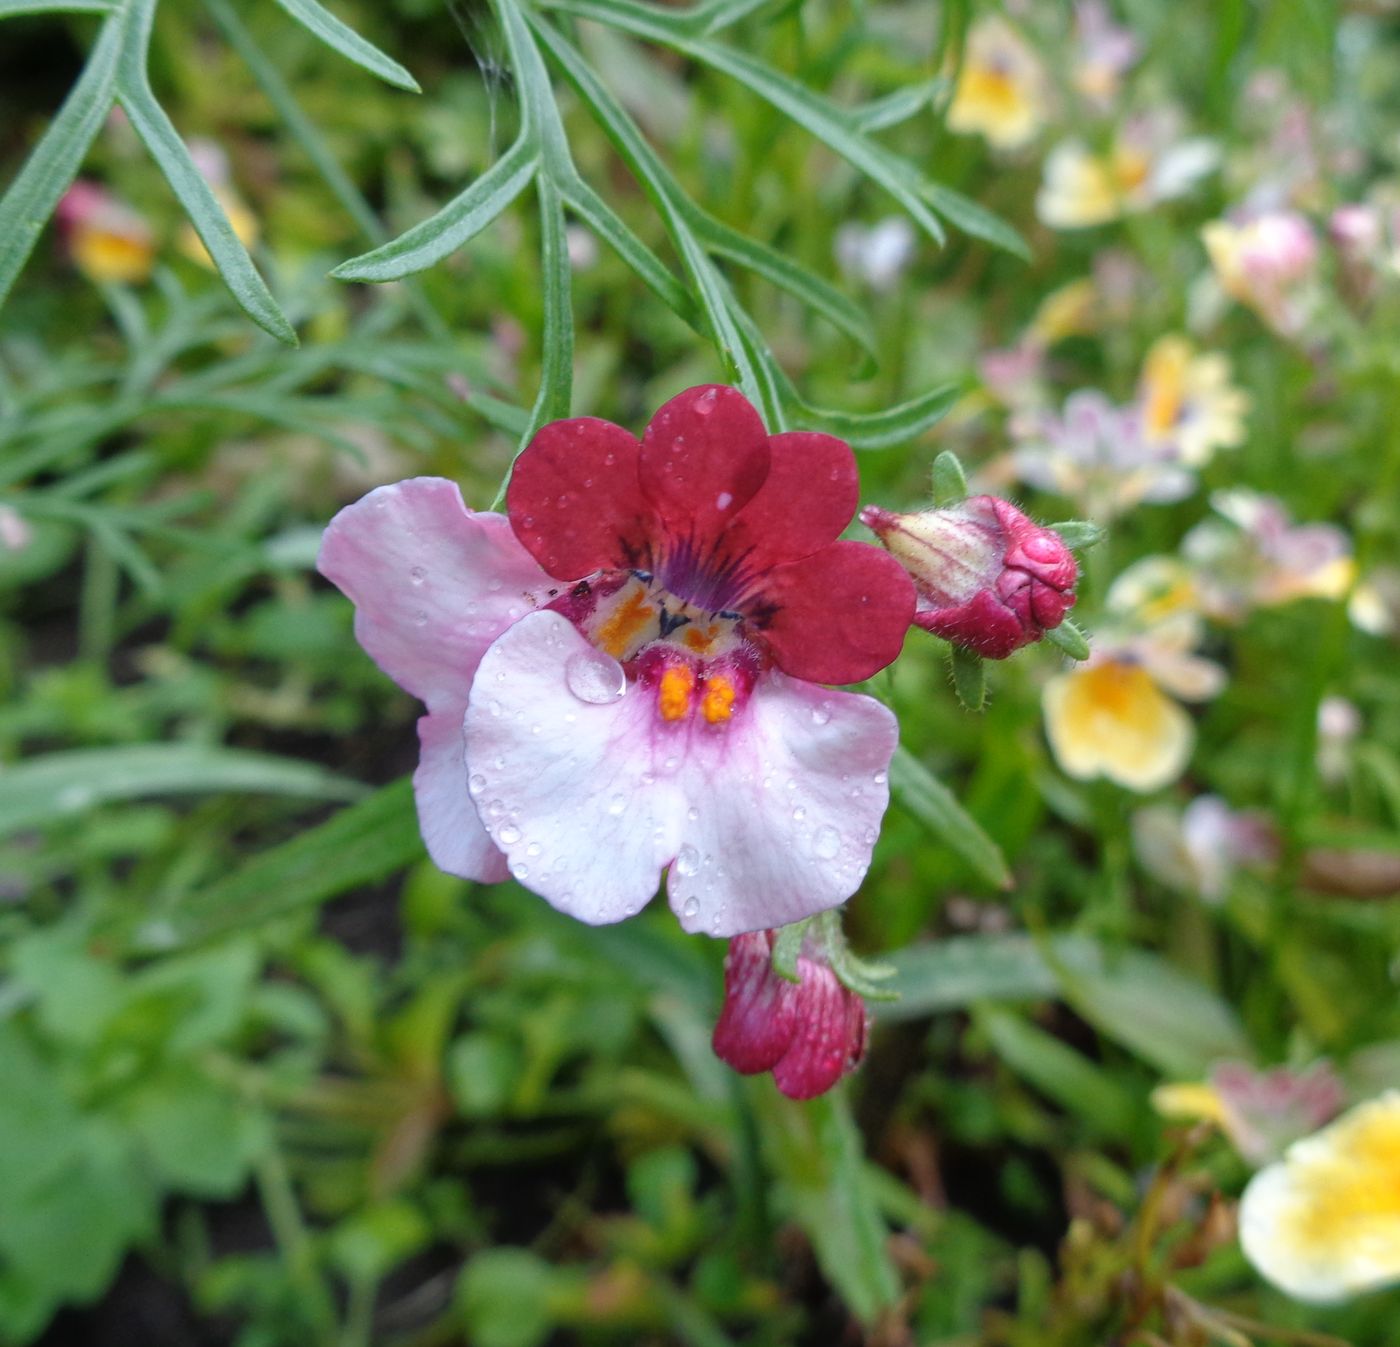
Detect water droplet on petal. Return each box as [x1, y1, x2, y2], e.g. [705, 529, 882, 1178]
[526, 842, 542, 857]
[811, 703, 832, 726]
[565, 648, 626, 705]
[468, 774, 486, 795]
[873, 769, 888, 786]
[498, 823, 522, 845]
[792, 806, 806, 822]
[413, 610, 429, 627]
[511, 861, 530, 881]
[812, 826, 841, 860]
[675, 844, 700, 877]
[715, 490, 733, 510]
[686, 806, 699, 822]
[607, 794, 627, 817]
[682, 897, 701, 919]
[409, 565, 427, 585]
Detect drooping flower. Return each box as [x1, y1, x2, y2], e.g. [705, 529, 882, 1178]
[318, 386, 914, 937]
[835, 216, 916, 292]
[1201, 210, 1318, 337]
[945, 17, 1049, 151]
[1240, 1091, 1400, 1302]
[177, 138, 259, 270]
[1037, 113, 1218, 229]
[1132, 795, 1277, 903]
[712, 929, 868, 1099]
[1137, 335, 1250, 469]
[1013, 389, 1196, 521]
[860, 496, 1077, 658]
[1042, 611, 1224, 792]
[1153, 1060, 1345, 1165]
[55, 180, 154, 285]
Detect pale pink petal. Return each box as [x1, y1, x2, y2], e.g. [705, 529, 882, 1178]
[463, 611, 684, 924]
[668, 674, 898, 936]
[317, 478, 549, 708]
[414, 710, 509, 883]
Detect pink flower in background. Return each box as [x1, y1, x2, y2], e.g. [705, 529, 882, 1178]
[319, 386, 914, 937]
[1071, 0, 1139, 108]
[712, 929, 868, 1099]
[55, 180, 154, 285]
[1202, 209, 1319, 336]
[861, 496, 1077, 658]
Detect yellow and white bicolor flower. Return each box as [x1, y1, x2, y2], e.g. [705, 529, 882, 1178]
[1043, 610, 1224, 793]
[1138, 335, 1250, 469]
[1241, 1091, 1400, 1303]
[946, 17, 1049, 151]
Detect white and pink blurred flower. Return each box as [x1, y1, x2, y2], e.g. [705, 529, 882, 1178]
[1201, 209, 1319, 337]
[1071, 0, 1139, 109]
[1132, 795, 1277, 903]
[835, 216, 917, 292]
[55, 180, 154, 285]
[317, 386, 915, 937]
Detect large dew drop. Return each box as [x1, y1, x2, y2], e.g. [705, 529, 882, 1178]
[565, 648, 626, 705]
[674, 844, 700, 877]
[812, 826, 841, 861]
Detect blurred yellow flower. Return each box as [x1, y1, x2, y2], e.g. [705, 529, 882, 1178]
[177, 138, 260, 270]
[1043, 657, 1193, 791]
[946, 18, 1048, 151]
[1027, 278, 1099, 345]
[55, 181, 154, 285]
[1241, 1091, 1400, 1302]
[1138, 335, 1250, 467]
[1106, 556, 1200, 627]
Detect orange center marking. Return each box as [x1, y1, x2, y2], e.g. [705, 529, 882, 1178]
[595, 588, 655, 659]
[658, 665, 696, 722]
[701, 675, 736, 724]
[682, 623, 718, 655]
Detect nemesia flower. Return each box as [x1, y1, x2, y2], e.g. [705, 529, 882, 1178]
[55, 180, 154, 285]
[178, 138, 259, 270]
[1071, 0, 1139, 109]
[1153, 1060, 1345, 1165]
[712, 929, 868, 1099]
[1182, 489, 1356, 623]
[1042, 611, 1224, 791]
[1137, 336, 1250, 468]
[1102, 555, 1199, 627]
[1037, 113, 1218, 229]
[0, 506, 33, 554]
[1240, 1091, 1400, 1302]
[1331, 200, 1400, 306]
[835, 216, 916, 292]
[318, 386, 914, 936]
[860, 496, 1078, 658]
[945, 17, 1048, 151]
[1201, 210, 1318, 336]
[1026, 277, 1100, 345]
[1132, 795, 1277, 903]
[1013, 389, 1195, 521]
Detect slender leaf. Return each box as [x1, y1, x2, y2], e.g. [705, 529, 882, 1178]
[950, 646, 986, 711]
[129, 778, 419, 953]
[921, 181, 1029, 260]
[850, 78, 946, 133]
[0, 744, 362, 839]
[331, 135, 537, 282]
[115, 0, 297, 343]
[270, 0, 420, 92]
[786, 379, 962, 450]
[0, 0, 114, 13]
[521, 173, 573, 444]
[888, 745, 1012, 889]
[1045, 616, 1091, 660]
[931, 447, 968, 505]
[0, 12, 121, 309]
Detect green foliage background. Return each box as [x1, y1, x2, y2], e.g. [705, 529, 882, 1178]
[1, 0, 1399, 1343]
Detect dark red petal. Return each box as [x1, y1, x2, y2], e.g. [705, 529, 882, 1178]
[639, 386, 771, 553]
[771, 960, 862, 1100]
[759, 541, 916, 685]
[507, 417, 652, 580]
[712, 932, 796, 1074]
[914, 588, 1032, 659]
[720, 431, 859, 573]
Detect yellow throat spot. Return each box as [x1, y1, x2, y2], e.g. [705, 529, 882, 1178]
[957, 66, 1026, 121]
[701, 676, 736, 725]
[658, 665, 696, 722]
[596, 588, 657, 660]
[1142, 339, 1189, 438]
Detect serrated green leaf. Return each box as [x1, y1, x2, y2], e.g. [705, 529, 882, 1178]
[0, 12, 121, 310]
[332, 135, 537, 282]
[116, 0, 297, 344]
[0, 744, 362, 839]
[931, 447, 968, 505]
[271, 0, 420, 92]
[888, 745, 1012, 889]
[128, 778, 420, 953]
[951, 645, 986, 711]
[1045, 616, 1091, 660]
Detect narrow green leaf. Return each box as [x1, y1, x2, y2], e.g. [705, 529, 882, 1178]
[921, 181, 1029, 260]
[850, 78, 945, 133]
[696, 211, 878, 367]
[0, 744, 362, 839]
[930, 447, 968, 505]
[888, 745, 1012, 889]
[882, 932, 1066, 1015]
[331, 135, 537, 282]
[0, 12, 121, 310]
[270, 0, 420, 92]
[521, 172, 573, 444]
[950, 645, 986, 712]
[115, 0, 297, 344]
[0, 0, 114, 13]
[783, 380, 962, 450]
[128, 778, 419, 953]
[1045, 616, 1091, 661]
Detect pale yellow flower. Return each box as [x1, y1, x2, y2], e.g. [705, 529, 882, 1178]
[1201, 211, 1318, 336]
[56, 182, 154, 285]
[1241, 1091, 1400, 1302]
[1027, 278, 1100, 344]
[1106, 556, 1200, 627]
[946, 18, 1048, 151]
[1138, 336, 1250, 468]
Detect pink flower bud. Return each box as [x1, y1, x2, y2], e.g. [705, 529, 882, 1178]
[860, 496, 1078, 658]
[712, 930, 868, 1100]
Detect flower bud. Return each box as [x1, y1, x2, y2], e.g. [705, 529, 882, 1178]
[712, 930, 868, 1100]
[860, 496, 1078, 658]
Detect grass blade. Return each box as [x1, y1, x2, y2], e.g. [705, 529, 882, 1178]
[888, 745, 1012, 889]
[270, 0, 420, 92]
